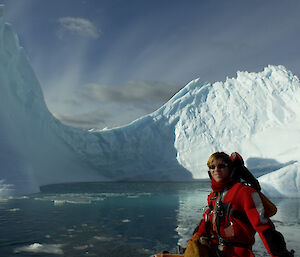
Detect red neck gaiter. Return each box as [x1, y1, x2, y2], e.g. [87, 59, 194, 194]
[211, 177, 232, 192]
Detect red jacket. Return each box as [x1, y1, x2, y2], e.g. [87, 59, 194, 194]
[193, 182, 288, 257]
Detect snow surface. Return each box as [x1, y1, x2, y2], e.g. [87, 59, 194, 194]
[0, 5, 300, 197]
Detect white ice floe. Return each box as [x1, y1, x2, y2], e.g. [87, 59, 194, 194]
[14, 243, 63, 255]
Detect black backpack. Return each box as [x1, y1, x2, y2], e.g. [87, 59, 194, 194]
[230, 152, 261, 191]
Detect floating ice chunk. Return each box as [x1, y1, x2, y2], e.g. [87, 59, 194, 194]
[14, 243, 64, 255]
[7, 208, 20, 212]
[93, 236, 114, 241]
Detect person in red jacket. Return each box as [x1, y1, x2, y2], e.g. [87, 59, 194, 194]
[191, 152, 294, 257]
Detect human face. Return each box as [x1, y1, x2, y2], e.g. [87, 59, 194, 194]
[209, 161, 231, 182]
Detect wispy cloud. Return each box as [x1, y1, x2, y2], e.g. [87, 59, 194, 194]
[53, 109, 110, 130]
[46, 80, 183, 130]
[77, 81, 182, 105]
[57, 17, 100, 39]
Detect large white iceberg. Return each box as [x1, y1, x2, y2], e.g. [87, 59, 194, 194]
[259, 162, 300, 198]
[0, 5, 300, 196]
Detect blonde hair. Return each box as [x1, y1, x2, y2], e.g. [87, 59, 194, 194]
[207, 152, 232, 168]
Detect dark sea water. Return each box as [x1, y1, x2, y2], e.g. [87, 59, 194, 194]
[0, 182, 210, 257]
[0, 182, 299, 257]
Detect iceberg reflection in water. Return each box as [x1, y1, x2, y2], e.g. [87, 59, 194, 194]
[0, 182, 299, 257]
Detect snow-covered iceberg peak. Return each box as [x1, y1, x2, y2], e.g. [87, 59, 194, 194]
[61, 64, 300, 193]
[153, 65, 300, 178]
[1, 5, 300, 197]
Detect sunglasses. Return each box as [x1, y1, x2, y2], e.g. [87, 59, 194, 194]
[208, 163, 228, 170]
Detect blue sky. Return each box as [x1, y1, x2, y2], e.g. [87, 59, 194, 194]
[1, 0, 300, 129]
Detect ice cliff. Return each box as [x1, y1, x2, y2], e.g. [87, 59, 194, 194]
[1, 5, 300, 196]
